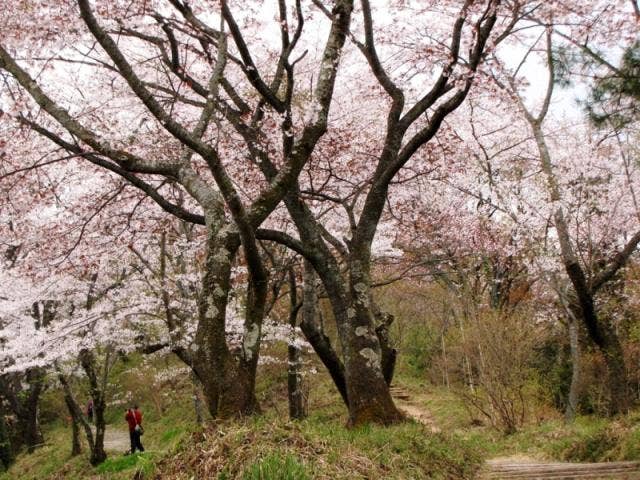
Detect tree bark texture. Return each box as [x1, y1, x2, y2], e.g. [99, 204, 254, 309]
[193, 229, 258, 417]
[63, 390, 82, 456]
[287, 268, 307, 420]
[565, 315, 581, 421]
[0, 412, 13, 470]
[300, 261, 348, 405]
[19, 369, 45, 453]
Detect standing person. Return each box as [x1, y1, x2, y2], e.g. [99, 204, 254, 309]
[86, 399, 94, 424]
[125, 405, 144, 454]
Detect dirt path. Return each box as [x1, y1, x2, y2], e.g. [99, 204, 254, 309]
[90, 426, 130, 453]
[390, 385, 440, 433]
[483, 457, 640, 479]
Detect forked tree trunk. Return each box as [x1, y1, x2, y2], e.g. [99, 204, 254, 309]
[530, 99, 631, 417]
[194, 230, 259, 418]
[284, 195, 402, 425]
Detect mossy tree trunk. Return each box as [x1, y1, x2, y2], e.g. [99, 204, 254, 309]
[193, 227, 262, 418]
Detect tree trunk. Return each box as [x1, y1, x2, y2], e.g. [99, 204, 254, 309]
[601, 331, 629, 415]
[78, 350, 107, 465]
[299, 261, 348, 405]
[20, 368, 44, 453]
[287, 343, 306, 420]
[194, 230, 258, 418]
[343, 306, 404, 426]
[287, 268, 306, 420]
[63, 390, 82, 456]
[90, 398, 107, 465]
[371, 304, 397, 385]
[191, 373, 204, 425]
[533, 116, 630, 418]
[57, 372, 96, 457]
[564, 267, 630, 416]
[0, 413, 13, 470]
[283, 194, 402, 425]
[565, 315, 581, 421]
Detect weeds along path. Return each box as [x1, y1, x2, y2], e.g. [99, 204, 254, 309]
[483, 457, 640, 479]
[390, 385, 440, 433]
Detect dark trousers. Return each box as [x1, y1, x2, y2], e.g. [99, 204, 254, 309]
[129, 430, 144, 453]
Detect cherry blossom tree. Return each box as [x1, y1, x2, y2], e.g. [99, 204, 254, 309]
[0, 0, 353, 419]
[491, 17, 640, 414]
[253, 0, 528, 425]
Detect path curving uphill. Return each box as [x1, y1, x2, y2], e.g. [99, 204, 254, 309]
[390, 384, 440, 433]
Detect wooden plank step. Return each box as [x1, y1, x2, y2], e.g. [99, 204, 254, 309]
[489, 465, 639, 472]
[485, 461, 640, 479]
[487, 474, 640, 479]
[487, 474, 640, 480]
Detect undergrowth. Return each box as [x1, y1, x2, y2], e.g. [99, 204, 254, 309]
[2, 333, 639, 479]
[154, 414, 482, 480]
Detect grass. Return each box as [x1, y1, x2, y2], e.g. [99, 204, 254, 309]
[0, 426, 91, 480]
[95, 451, 159, 478]
[387, 372, 640, 464]
[240, 453, 311, 480]
[3, 344, 639, 479]
[155, 414, 483, 479]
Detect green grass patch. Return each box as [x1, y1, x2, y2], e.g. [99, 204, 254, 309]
[241, 452, 311, 480]
[96, 452, 155, 476]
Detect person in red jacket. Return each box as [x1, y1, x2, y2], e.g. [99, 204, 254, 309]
[125, 405, 144, 454]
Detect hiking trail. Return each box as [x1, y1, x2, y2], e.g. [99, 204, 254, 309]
[390, 384, 440, 433]
[390, 385, 640, 479]
[90, 426, 130, 453]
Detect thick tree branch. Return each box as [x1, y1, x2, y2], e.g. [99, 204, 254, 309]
[591, 230, 640, 292]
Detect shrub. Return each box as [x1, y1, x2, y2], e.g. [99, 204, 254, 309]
[456, 309, 543, 434]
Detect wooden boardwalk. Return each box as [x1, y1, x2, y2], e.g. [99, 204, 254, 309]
[484, 459, 640, 479]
